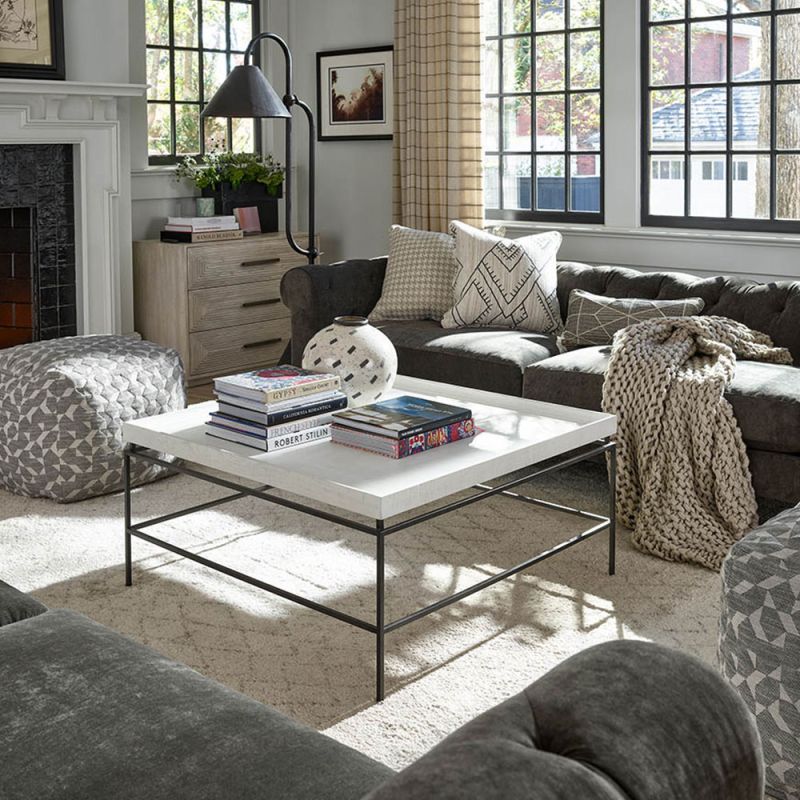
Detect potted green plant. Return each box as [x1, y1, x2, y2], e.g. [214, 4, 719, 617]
[175, 152, 285, 232]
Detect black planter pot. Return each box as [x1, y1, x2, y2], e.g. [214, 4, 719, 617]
[201, 181, 282, 233]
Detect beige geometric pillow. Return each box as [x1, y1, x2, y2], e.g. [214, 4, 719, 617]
[441, 222, 562, 334]
[562, 289, 706, 349]
[370, 225, 457, 321]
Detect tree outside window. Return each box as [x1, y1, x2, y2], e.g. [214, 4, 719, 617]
[481, 0, 604, 222]
[645, 0, 800, 230]
[146, 0, 259, 164]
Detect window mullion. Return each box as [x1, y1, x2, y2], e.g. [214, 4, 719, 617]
[770, 10, 778, 221]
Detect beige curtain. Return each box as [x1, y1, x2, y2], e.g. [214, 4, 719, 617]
[393, 0, 484, 232]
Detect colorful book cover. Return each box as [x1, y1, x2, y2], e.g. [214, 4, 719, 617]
[214, 366, 341, 403]
[332, 395, 471, 439]
[396, 418, 476, 458]
[331, 418, 477, 459]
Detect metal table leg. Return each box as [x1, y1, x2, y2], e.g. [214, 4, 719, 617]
[124, 445, 132, 587]
[376, 520, 385, 702]
[608, 442, 617, 576]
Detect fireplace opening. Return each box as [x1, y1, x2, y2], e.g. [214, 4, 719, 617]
[0, 144, 76, 349]
[0, 207, 35, 348]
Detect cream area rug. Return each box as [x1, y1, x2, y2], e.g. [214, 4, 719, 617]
[0, 463, 721, 770]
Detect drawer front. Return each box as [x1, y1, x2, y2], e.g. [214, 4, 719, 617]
[190, 318, 289, 378]
[189, 279, 288, 332]
[187, 238, 301, 289]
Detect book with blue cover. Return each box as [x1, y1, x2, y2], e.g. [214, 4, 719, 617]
[332, 395, 471, 439]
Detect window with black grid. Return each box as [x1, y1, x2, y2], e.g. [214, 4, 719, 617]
[481, 0, 604, 222]
[145, 0, 260, 164]
[643, 0, 800, 231]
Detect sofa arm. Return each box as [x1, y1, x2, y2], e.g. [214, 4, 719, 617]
[280, 257, 389, 365]
[363, 641, 763, 800]
[0, 580, 47, 627]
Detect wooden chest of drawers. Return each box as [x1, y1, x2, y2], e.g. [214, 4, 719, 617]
[133, 233, 318, 386]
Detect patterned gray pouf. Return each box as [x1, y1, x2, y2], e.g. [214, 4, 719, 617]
[0, 335, 186, 503]
[719, 504, 800, 800]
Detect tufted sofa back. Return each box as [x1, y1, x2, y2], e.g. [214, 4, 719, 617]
[557, 262, 800, 363]
[364, 640, 763, 800]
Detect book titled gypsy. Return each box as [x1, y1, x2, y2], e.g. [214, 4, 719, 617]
[214, 366, 341, 404]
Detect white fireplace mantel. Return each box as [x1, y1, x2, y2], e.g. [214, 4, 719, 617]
[0, 79, 146, 335]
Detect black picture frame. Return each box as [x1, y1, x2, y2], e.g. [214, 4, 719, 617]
[316, 45, 394, 142]
[0, 0, 65, 81]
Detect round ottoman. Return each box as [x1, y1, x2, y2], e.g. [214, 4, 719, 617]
[0, 334, 185, 503]
[720, 504, 800, 800]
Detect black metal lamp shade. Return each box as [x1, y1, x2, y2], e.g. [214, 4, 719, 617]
[201, 65, 291, 119]
[198, 31, 317, 266]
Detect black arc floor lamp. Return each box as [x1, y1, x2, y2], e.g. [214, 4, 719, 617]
[202, 32, 318, 264]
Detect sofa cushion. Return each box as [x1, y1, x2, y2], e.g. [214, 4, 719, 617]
[376, 320, 560, 396]
[562, 289, 705, 348]
[442, 223, 562, 334]
[370, 225, 457, 322]
[0, 580, 46, 627]
[523, 348, 800, 454]
[0, 609, 393, 800]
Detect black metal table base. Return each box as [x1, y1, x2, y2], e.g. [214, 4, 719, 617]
[124, 439, 617, 702]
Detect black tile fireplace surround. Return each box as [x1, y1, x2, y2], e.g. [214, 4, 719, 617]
[0, 144, 76, 344]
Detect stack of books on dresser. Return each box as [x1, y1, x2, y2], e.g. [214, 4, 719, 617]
[205, 366, 347, 452]
[160, 215, 243, 243]
[331, 396, 476, 459]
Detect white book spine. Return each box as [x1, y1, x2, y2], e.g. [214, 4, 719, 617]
[269, 424, 331, 451]
[266, 413, 334, 439]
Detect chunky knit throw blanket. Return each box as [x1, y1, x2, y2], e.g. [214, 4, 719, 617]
[602, 315, 793, 571]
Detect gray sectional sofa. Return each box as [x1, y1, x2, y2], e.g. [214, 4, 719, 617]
[281, 258, 800, 505]
[0, 580, 763, 799]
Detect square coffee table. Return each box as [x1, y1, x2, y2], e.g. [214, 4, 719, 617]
[122, 376, 617, 701]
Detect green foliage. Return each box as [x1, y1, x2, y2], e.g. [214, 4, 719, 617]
[175, 152, 285, 194]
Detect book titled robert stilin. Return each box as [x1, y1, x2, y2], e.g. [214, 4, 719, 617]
[206, 422, 331, 452]
[213, 366, 341, 404]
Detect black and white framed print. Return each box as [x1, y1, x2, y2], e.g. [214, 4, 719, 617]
[0, 0, 65, 80]
[316, 46, 393, 141]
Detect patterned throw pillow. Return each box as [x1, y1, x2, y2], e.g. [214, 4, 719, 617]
[441, 222, 562, 334]
[562, 289, 706, 348]
[370, 225, 457, 321]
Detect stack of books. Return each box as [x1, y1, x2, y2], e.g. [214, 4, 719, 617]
[205, 366, 347, 452]
[160, 215, 244, 243]
[331, 395, 476, 459]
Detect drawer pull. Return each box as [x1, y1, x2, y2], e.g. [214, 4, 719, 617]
[242, 337, 282, 350]
[241, 257, 281, 267]
[241, 298, 281, 309]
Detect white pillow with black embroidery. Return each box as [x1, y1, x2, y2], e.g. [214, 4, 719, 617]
[370, 225, 457, 321]
[441, 222, 563, 334]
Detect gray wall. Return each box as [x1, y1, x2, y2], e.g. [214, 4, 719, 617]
[266, 0, 394, 262]
[64, 0, 130, 83]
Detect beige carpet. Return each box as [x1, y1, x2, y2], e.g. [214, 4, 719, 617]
[0, 463, 721, 770]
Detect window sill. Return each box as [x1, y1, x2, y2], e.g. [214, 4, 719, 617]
[131, 167, 194, 202]
[492, 219, 800, 249]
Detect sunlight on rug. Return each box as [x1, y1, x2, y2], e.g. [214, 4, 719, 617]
[0, 464, 719, 769]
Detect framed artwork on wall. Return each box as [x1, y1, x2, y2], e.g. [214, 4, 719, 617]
[0, 0, 65, 80]
[316, 46, 393, 141]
